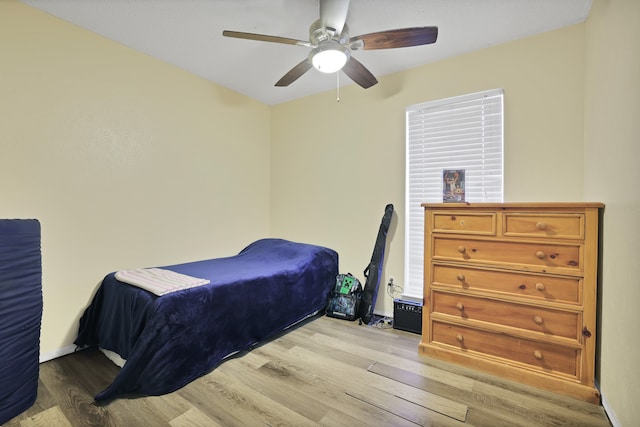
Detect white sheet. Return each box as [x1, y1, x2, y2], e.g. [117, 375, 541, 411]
[114, 268, 210, 296]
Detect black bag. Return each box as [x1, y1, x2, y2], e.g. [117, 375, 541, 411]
[326, 273, 362, 321]
[359, 204, 394, 325]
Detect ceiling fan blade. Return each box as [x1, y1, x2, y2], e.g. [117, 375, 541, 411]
[223, 30, 310, 47]
[275, 59, 313, 87]
[320, 0, 350, 35]
[350, 26, 438, 50]
[342, 57, 378, 89]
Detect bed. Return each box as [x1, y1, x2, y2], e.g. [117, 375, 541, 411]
[74, 238, 338, 402]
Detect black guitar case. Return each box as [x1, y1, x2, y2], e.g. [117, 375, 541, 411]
[359, 204, 394, 325]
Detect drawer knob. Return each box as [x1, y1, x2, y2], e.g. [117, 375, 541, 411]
[456, 302, 464, 311]
[533, 350, 543, 360]
[536, 221, 547, 230]
[457, 246, 466, 254]
[535, 282, 545, 292]
[456, 273, 465, 282]
[533, 315, 544, 325]
[535, 251, 546, 260]
[455, 334, 464, 344]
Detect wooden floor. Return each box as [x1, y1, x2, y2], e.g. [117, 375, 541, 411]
[5, 315, 611, 427]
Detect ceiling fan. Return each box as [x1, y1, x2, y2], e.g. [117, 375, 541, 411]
[222, 0, 438, 89]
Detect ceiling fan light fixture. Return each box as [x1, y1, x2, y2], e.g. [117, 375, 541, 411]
[310, 42, 350, 73]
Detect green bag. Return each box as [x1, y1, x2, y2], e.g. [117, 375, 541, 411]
[326, 273, 362, 321]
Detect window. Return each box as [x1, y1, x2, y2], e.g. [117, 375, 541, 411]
[404, 89, 504, 300]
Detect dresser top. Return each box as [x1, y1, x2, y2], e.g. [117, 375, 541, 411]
[421, 202, 604, 209]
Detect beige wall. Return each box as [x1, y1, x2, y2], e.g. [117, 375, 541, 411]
[1, 2, 271, 356]
[584, 0, 640, 425]
[271, 24, 586, 317]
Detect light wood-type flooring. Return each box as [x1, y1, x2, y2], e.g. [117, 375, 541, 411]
[5, 315, 611, 426]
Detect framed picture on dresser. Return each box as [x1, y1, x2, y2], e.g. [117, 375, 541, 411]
[443, 169, 465, 202]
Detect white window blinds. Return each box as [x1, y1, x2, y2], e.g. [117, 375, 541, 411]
[404, 89, 504, 300]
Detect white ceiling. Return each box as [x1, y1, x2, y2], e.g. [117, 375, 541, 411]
[20, 0, 592, 105]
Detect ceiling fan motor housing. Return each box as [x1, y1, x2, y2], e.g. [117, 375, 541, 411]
[309, 19, 349, 46]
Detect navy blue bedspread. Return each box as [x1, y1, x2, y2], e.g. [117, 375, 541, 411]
[75, 238, 338, 402]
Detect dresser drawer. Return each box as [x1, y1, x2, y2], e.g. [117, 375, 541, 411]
[432, 264, 581, 304]
[432, 291, 580, 339]
[503, 213, 584, 240]
[431, 321, 578, 377]
[431, 212, 496, 235]
[432, 237, 583, 273]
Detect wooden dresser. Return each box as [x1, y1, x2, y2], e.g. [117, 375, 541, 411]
[419, 203, 603, 403]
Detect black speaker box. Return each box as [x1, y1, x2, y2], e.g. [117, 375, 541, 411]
[393, 299, 422, 334]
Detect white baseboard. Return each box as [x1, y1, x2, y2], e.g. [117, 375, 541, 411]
[374, 310, 393, 319]
[40, 344, 77, 363]
[600, 393, 619, 427]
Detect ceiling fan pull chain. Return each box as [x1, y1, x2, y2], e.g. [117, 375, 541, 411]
[336, 71, 340, 102]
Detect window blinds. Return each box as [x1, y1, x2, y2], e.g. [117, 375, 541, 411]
[404, 89, 504, 300]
